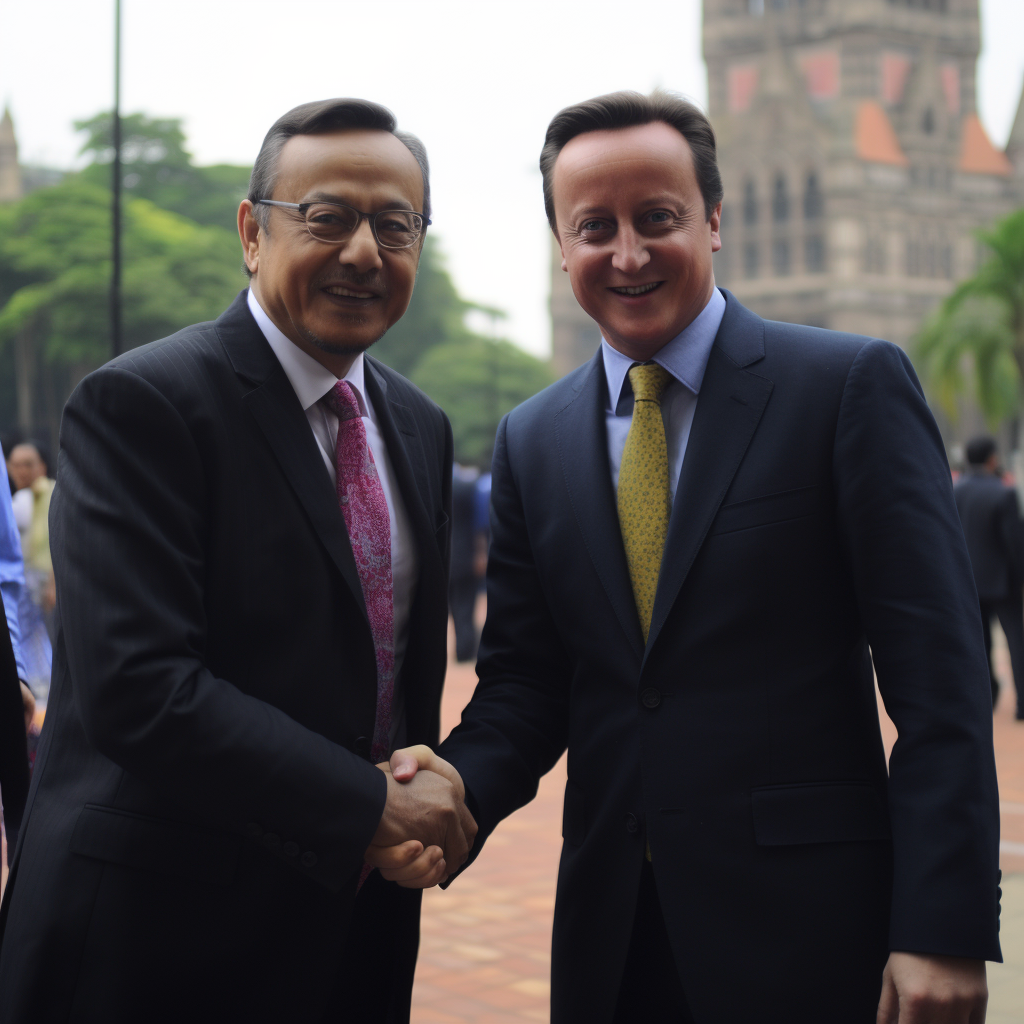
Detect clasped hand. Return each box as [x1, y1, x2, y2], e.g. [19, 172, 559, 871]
[364, 746, 476, 888]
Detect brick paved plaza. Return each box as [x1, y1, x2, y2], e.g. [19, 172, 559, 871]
[411, 615, 1024, 1023]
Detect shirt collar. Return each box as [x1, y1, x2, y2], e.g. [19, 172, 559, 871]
[601, 286, 726, 413]
[247, 288, 368, 416]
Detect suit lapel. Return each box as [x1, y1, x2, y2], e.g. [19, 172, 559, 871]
[216, 293, 369, 625]
[645, 295, 774, 658]
[555, 353, 646, 660]
[363, 360, 443, 594]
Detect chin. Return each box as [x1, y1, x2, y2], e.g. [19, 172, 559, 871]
[303, 326, 384, 357]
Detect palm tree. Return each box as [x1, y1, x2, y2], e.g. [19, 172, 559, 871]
[917, 207, 1024, 429]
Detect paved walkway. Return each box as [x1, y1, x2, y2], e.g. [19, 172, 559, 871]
[412, 619, 1024, 1022]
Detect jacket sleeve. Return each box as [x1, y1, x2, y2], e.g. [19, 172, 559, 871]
[51, 365, 386, 893]
[832, 340, 1001, 961]
[439, 412, 572, 862]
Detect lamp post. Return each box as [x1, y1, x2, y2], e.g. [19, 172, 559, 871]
[111, 0, 122, 359]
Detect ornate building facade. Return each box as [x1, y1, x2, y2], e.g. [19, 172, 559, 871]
[550, 0, 1024, 375]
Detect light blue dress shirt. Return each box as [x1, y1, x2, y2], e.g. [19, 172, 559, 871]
[602, 286, 727, 504]
[0, 459, 26, 681]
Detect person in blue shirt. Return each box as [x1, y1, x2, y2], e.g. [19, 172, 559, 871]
[0, 455, 30, 874]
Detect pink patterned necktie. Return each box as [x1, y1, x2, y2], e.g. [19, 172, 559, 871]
[324, 380, 395, 767]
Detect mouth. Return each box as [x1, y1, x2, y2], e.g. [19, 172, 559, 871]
[609, 282, 663, 297]
[322, 284, 380, 301]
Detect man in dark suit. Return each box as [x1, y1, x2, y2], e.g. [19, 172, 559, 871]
[0, 98, 475, 1023]
[954, 435, 1024, 713]
[393, 91, 1000, 1023]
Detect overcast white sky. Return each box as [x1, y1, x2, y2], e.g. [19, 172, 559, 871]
[2, 0, 1022, 357]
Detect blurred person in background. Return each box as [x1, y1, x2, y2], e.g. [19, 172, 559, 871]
[0, 455, 32, 898]
[449, 464, 482, 662]
[954, 435, 1024, 714]
[6, 440, 54, 705]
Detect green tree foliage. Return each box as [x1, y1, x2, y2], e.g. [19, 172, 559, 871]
[917, 207, 1024, 427]
[0, 177, 244, 431]
[76, 112, 251, 233]
[372, 234, 476, 377]
[411, 336, 555, 467]
[0, 108, 548, 469]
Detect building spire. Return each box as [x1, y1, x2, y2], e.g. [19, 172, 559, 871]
[0, 105, 23, 203]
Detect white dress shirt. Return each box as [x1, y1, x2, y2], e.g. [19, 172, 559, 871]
[247, 289, 418, 746]
[602, 287, 727, 504]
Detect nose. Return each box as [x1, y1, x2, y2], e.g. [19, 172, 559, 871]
[610, 225, 650, 275]
[336, 216, 383, 273]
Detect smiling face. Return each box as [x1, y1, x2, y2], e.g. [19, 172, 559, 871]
[552, 121, 721, 363]
[238, 129, 424, 375]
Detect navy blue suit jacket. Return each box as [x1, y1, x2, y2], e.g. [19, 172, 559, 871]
[440, 291, 1000, 1024]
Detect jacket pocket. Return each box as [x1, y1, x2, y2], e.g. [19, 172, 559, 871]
[561, 780, 587, 847]
[751, 782, 889, 846]
[70, 804, 240, 886]
[710, 485, 819, 536]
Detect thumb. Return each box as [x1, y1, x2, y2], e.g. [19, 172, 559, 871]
[390, 743, 435, 782]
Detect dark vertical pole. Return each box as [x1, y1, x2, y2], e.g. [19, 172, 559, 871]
[111, 0, 122, 359]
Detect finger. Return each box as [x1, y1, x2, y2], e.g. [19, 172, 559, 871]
[364, 839, 423, 870]
[381, 846, 444, 883]
[458, 802, 479, 852]
[441, 814, 472, 875]
[389, 744, 436, 782]
[396, 857, 447, 889]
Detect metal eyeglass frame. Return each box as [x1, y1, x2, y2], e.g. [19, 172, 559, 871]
[255, 199, 430, 250]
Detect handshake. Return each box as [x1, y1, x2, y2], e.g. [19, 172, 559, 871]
[364, 746, 476, 888]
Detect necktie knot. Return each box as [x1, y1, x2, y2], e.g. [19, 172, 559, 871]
[324, 380, 361, 422]
[628, 363, 672, 406]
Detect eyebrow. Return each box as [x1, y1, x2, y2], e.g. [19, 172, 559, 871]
[303, 191, 416, 211]
[573, 194, 688, 216]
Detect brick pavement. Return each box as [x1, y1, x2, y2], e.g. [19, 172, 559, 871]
[413, 616, 1024, 1022]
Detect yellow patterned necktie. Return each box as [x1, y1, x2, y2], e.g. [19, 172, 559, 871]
[617, 363, 673, 644]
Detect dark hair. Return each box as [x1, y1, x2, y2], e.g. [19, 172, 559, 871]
[539, 89, 723, 232]
[245, 98, 430, 276]
[966, 436, 997, 466]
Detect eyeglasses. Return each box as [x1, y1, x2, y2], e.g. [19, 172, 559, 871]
[255, 199, 430, 250]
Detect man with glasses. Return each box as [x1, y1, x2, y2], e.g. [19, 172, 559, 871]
[0, 98, 474, 1024]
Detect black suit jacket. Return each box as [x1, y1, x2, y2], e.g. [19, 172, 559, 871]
[440, 292, 1000, 1024]
[954, 470, 1023, 602]
[0, 292, 453, 1022]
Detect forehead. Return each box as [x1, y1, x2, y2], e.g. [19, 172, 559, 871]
[273, 129, 423, 208]
[552, 121, 698, 209]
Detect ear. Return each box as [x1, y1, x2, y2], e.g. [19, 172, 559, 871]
[238, 200, 261, 275]
[553, 225, 568, 272]
[709, 201, 722, 254]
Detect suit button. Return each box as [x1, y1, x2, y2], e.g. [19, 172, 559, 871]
[353, 736, 371, 760]
[262, 832, 281, 851]
[625, 813, 639, 834]
[245, 822, 263, 839]
[301, 851, 318, 868]
[284, 841, 300, 858]
[641, 688, 661, 709]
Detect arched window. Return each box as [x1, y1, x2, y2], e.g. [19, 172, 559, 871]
[772, 174, 789, 223]
[743, 179, 758, 225]
[744, 242, 760, 278]
[803, 172, 823, 220]
[772, 239, 791, 276]
[806, 235, 825, 273]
